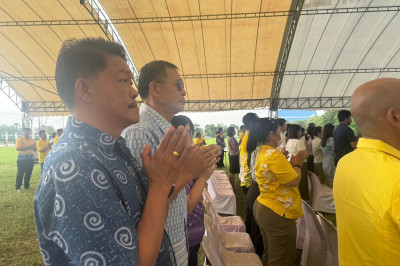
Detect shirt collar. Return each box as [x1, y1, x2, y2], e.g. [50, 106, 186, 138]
[140, 103, 171, 134]
[66, 117, 118, 154]
[357, 138, 400, 160]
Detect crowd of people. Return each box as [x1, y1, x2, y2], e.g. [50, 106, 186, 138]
[16, 37, 398, 266]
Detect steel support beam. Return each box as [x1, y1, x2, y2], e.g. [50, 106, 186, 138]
[0, 78, 23, 111]
[1, 6, 399, 26]
[270, 0, 304, 112]
[23, 101, 69, 114]
[81, 0, 139, 83]
[5, 67, 400, 81]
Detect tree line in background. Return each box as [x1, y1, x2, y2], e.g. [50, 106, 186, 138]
[0, 110, 361, 140]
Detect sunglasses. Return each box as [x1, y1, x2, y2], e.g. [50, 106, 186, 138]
[155, 79, 185, 92]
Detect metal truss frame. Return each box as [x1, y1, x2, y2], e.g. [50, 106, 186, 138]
[1, 6, 399, 26]
[20, 96, 350, 115]
[7, 67, 400, 81]
[80, 0, 139, 82]
[0, 78, 23, 111]
[270, 0, 304, 111]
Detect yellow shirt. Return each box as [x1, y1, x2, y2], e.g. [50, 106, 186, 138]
[334, 138, 400, 265]
[52, 135, 60, 146]
[255, 145, 302, 219]
[16, 137, 35, 155]
[195, 138, 205, 149]
[240, 131, 252, 188]
[37, 139, 50, 163]
[239, 131, 245, 140]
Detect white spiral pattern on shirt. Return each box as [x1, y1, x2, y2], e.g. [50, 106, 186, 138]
[114, 170, 127, 184]
[80, 251, 106, 266]
[90, 169, 110, 189]
[40, 248, 50, 263]
[114, 227, 136, 250]
[99, 133, 114, 145]
[84, 211, 104, 231]
[54, 194, 65, 217]
[71, 118, 83, 127]
[52, 142, 67, 153]
[54, 159, 80, 182]
[48, 231, 68, 253]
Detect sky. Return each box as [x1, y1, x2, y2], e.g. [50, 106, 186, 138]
[0, 92, 323, 131]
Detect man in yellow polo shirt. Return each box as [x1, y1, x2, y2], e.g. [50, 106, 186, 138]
[52, 128, 63, 146]
[15, 128, 36, 192]
[334, 78, 400, 265]
[36, 130, 52, 172]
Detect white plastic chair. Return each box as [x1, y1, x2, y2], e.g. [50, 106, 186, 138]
[318, 213, 339, 266]
[308, 171, 335, 213]
[203, 215, 262, 266]
[296, 215, 306, 249]
[203, 189, 246, 232]
[301, 200, 327, 266]
[203, 202, 255, 253]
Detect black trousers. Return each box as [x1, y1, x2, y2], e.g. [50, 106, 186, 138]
[216, 150, 225, 168]
[247, 180, 264, 258]
[16, 159, 34, 189]
[188, 244, 200, 266]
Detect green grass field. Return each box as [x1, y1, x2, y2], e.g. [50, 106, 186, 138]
[0, 147, 42, 265]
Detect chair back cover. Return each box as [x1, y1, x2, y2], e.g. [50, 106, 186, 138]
[204, 214, 227, 264]
[201, 234, 225, 266]
[318, 213, 339, 266]
[308, 171, 335, 213]
[301, 200, 327, 266]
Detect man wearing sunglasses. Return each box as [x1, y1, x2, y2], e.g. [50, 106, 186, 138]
[123, 60, 220, 265]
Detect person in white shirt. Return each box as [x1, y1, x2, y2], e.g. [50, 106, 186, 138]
[285, 124, 309, 200]
[312, 126, 325, 184]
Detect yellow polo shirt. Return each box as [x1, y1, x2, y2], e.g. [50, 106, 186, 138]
[334, 138, 400, 265]
[52, 135, 60, 146]
[195, 138, 205, 149]
[255, 145, 302, 219]
[240, 131, 252, 188]
[16, 137, 35, 155]
[239, 131, 245, 141]
[36, 139, 50, 163]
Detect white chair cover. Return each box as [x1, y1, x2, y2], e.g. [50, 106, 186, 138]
[206, 171, 236, 215]
[203, 204, 255, 253]
[202, 193, 246, 232]
[308, 171, 335, 213]
[301, 201, 327, 266]
[318, 213, 339, 266]
[203, 216, 262, 266]
[296, 215, 306, 249]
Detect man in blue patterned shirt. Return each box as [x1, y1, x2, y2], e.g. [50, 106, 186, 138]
[123, 61, 221, 265]
[34, 38, 210, 265]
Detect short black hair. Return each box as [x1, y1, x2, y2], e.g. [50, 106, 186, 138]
[23, 128, 31, 132]
[240, 125, 245, 130]
[255, 118, 279, 144]
[38, 130, 46, 135]
[57, 128, 63, 134]
[277, 118, 286, 127]
[287, 124, 301, 139]
[170, 115, 194, 136]
[196, 132, 201, 138]
[227, 127, 236, 137]
[313, 126, 322, 136]
[138, 60, 178, 99]
[242, 113, 258, 129]
[55, 37, 127, 110]
[338, 110, 351, 122]
[217, 127, 224, 134]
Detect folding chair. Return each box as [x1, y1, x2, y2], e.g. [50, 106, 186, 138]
[203, 215, 262, 266]
[301, 200, 327, 266]
[203, 189, 245, 232]
[308, 171, 335, 213]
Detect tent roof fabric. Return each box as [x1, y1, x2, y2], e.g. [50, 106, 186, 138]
[0, 0, 399, 116]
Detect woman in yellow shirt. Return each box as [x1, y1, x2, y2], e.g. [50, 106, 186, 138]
[195, 132, 206, 148]
[251, 118, 305, 266]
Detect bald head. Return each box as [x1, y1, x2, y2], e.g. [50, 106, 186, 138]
[351, 78, 400, 140]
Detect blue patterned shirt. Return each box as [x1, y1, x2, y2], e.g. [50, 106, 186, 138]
[123, 103, 188, 266]
[34, 117, 175, 265]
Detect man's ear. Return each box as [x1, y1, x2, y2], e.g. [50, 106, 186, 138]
[75, 78, 93, 103]
[387, 107, 400, 128]
[149, 81, 160, 98]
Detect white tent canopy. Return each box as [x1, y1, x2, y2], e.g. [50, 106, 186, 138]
[0, 0, 399, 116]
